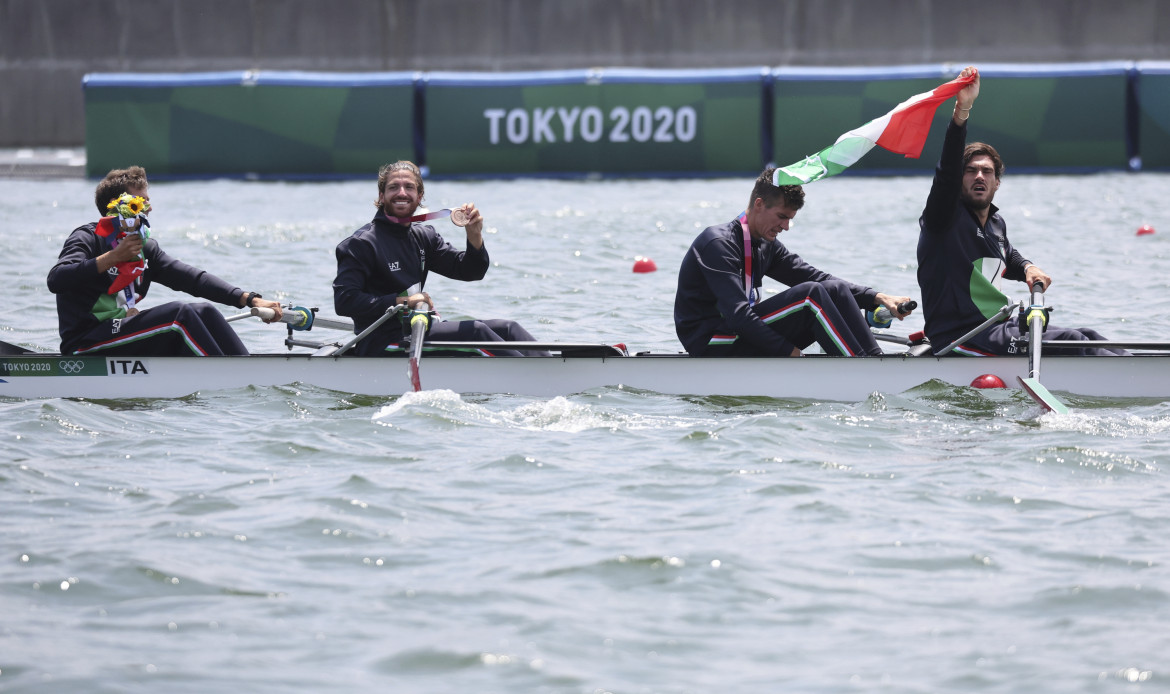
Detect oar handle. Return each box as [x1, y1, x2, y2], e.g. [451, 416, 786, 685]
[225, 306, 282, 323]
[869, 299, 918, 328]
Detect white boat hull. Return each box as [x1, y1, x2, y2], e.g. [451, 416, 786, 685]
[3, 352, 1170, 400]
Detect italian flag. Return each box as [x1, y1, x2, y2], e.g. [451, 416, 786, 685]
[773, 73, 976, 186]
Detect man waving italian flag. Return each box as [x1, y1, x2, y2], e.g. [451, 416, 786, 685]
[773, 72, 978, 186]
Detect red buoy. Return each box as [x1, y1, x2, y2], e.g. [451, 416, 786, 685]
[1137, 225, 1156, 236]
[970, 374, 1006, 389]
[632, 256, 657, 273]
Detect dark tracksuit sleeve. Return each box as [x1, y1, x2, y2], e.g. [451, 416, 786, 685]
[922, 120, 967, 234]
[46, 229, 103, 294]
[695, 235, 795, 356]
[334, 235, 398, 323]
[766, 246, 879, 310]
[424, 229, 490, 281]
[47, 227, 109, 351]
[147, 241, 243, 306]
[1002, 241, 1030, 281]
[332, 222, 489, 331]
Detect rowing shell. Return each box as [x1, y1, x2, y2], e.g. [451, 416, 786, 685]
[2, 350, 1169, 401]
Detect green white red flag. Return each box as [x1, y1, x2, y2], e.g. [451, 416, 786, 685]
[772, 73, 976, 186]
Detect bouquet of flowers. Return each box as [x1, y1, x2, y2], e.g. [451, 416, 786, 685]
[94, 193, 153, 310]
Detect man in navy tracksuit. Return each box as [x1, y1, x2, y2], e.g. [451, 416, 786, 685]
[675, 169, 912, 357]
[333, 160, 542, 357]
[918, 66, 1122, 356]
[47, 166, 284, 356]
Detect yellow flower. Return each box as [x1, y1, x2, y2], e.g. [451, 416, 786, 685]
[103, 193, 149, 219]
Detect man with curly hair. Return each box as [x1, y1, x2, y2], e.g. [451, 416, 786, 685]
[333, 161, 543, 357]
[674, 168, 911, 357]
[47, 166, 283, 356]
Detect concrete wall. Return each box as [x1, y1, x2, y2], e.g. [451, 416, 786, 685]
[3, 0, 1169, 146]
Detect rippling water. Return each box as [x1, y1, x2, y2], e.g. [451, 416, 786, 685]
[2, 173, 1169, 693]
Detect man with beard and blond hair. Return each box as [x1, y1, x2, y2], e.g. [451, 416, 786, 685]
[333, 160, 543, 357]
[918, 66, 1122, 356]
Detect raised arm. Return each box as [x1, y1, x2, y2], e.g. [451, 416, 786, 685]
[923, 66, 980, 233]
[952, 65, 979, 126]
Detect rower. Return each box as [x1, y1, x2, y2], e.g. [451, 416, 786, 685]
[674, 167, 913, 357]
[46, 166, 284, 356]
[915, 65, 1125, 357]
[332, 160, 547, 357]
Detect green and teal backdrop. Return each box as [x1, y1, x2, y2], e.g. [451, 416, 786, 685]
[423, 68, 766, 177]
[1137, 62, 1170, 170]
[83, 63, 1166, 179]
[84, 72, 415, 178]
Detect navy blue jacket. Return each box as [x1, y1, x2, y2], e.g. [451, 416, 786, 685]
[674, 218, 877, 356]
[918, 121, 1031, 349]
[47, 221, 242, 354]
[334, 212, 489, 352]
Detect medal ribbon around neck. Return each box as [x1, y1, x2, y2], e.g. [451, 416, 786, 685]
[738, 212, 755, 307]
[383, 208, 469, 227]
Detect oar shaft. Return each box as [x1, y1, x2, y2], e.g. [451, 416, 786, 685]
[935, 301, 1019, 356]
[334, 305, 402, 356]
[228, 306, 355, 332]
[1042, 340, 1170, 350]
[407, 308, 429, 392]
[1016, 280, 1069, 413]
[1027, 282, 1046, 379]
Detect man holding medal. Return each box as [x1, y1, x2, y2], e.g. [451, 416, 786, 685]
[333, 160, 543, 357]
[674, 168, 911, 357]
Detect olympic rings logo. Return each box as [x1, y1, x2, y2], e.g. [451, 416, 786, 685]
[58, 360, 86, 374]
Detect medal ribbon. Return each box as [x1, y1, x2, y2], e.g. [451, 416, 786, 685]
[738, 212, 755, 306]
[383, 208, 453, 226]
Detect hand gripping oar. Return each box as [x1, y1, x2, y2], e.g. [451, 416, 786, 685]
[229, 305, 355, 332]
[1017, 281, 1070, 414]
[866, 300, 918, 329]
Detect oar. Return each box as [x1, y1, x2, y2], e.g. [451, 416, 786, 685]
[934, 301, 1020, 356]
[1043, 340, 1170, 351]
[229, 305, 355, 332]
[1017, 281, 1070, 414]
[406, 301, 431, 392]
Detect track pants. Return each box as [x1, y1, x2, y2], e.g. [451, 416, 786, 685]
[378, 318, 549, 357]
[69, 301, 248, 356]
[702, 280, 882, 357]
[953, 322, 1127, 357]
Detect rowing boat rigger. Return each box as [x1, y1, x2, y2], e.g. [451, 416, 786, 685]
[2, 304, 1169, 401]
